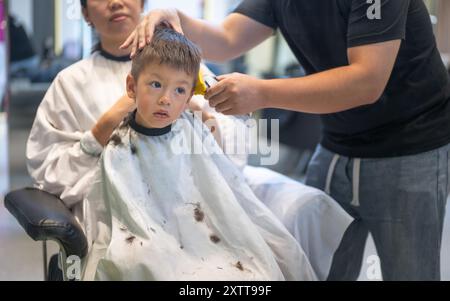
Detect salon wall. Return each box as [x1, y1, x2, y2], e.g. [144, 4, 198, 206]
[9, 0, 55, 62]
[8, 0, 31, 34]
[55, 0, 83, 58]
[147, 0, 202, 18]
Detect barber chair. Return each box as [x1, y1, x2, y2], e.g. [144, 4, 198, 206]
[4, 188, 88, 281]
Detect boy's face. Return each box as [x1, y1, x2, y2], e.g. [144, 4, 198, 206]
[127, 63, 195, 129]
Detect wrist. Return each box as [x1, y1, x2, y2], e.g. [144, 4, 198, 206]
[257, 79, 270, 109]
[81, 131, 104, 157]
[92, 116, 112, 147]
[91, 124, 105, 147]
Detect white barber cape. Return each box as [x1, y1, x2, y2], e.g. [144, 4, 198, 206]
[82, 113, 317, 281]
[26, 51, 352, 280]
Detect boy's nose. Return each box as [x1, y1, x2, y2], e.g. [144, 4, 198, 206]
[158, 96, 171, 106]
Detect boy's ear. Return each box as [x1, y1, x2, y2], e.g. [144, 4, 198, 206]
[126, 74, 137, 99]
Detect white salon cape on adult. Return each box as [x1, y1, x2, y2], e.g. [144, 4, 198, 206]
[26, 51, 353, 280]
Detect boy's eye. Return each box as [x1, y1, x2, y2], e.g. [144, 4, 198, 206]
[150, 81, 161, 88]
[176, 87, 186, 95]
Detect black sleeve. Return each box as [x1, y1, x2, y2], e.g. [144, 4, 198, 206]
[346, 0, 410, 48]
[233, 0, 277, 29]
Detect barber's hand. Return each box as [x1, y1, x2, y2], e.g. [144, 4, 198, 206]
[120, 9, 183, 58]
[205, 73, 266, 115]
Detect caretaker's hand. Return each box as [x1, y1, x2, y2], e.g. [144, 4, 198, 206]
[120, 9, 183, 58]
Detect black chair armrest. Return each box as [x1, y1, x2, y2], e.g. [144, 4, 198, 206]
[4, 188, 88, 258]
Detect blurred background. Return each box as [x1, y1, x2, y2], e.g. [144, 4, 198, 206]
[0, 0, 449, 280]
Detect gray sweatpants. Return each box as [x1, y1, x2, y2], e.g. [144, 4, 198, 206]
[305, 144, 450, 281]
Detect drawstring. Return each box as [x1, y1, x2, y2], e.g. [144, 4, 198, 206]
[325, 154, 340, 195]
[351, 158, 361, 207]
[324, 154, 361, 207]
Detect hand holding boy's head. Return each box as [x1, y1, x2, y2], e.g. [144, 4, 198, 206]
[126, 26, 202, 129]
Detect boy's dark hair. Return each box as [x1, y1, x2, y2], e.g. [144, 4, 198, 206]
[131, 27, 202, 88]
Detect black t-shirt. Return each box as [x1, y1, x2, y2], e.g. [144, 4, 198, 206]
[234, 0, 450, 158]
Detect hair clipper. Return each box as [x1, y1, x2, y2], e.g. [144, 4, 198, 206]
[203, 74, 252, 122]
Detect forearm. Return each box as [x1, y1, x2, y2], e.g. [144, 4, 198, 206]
[260, 65, 382, 114]
[92, 96, 134, 146]
[178, 11, 235, 61]
[91, 114, 119, 147]
[178, 11, 271, 62]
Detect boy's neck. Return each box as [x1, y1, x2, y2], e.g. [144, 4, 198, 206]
[135, 111, 154, 129]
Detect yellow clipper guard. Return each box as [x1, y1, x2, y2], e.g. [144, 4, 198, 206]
[194, 69, 208, 96]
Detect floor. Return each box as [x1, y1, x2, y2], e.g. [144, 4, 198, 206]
[1, 109, 449, 281]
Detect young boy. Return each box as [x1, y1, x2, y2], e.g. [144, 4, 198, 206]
[82, 27, 317, 281]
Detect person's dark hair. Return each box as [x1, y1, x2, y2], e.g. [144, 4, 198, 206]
[131, 26, 202, 88]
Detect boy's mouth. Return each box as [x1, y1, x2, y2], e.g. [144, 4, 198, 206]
[153, 111, 170, 119]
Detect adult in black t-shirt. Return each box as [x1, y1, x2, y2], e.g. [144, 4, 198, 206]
[123, 0, 450, 280]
